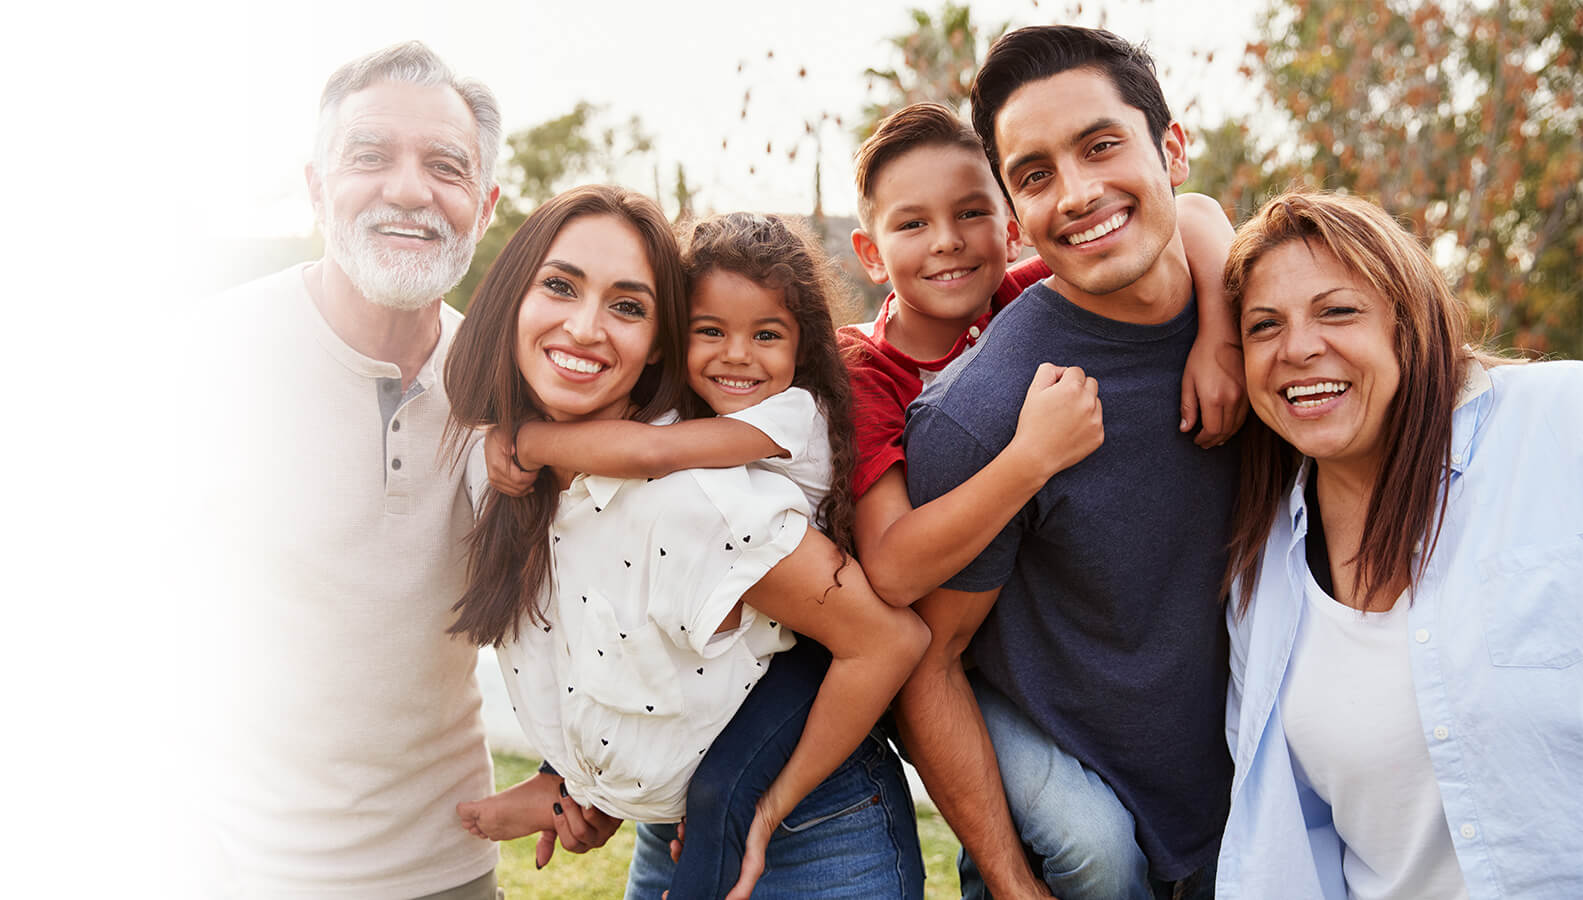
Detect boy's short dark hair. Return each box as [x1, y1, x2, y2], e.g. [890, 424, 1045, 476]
[854, 102, 985, 231]
[970, 26, 1173, 198]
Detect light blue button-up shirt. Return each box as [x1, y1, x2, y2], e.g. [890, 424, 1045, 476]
[1217, 361, 1583, 900]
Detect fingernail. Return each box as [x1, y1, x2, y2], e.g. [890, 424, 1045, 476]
[535, 860, 544, 870]
[559, 783, 568, 797]
[553, 802, 564, 815]
[1180, 418, 1189, 430]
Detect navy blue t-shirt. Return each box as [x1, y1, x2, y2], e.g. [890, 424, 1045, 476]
[903, 281, 1236, 880]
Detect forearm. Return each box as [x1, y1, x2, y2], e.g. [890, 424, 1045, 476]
[866, 446, 1046, 606]
[515, 417, 780, 478]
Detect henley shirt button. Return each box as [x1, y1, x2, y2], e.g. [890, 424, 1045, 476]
[1434, 725, 1450, 740]
[968, 325, 981, 339]
[391, 458, 402, 471]
[1451, 451, 1463, 465]
[391, 420, 401, 432]
[1415, 628, 1430, 643]
[1460, 823, 1476, 839]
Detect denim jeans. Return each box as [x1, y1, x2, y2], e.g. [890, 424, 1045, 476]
[959, 677, 1214, 900]
[546, 634, 922, 898]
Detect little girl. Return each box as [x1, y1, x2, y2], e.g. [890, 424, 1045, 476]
[462, 210, 926, 899]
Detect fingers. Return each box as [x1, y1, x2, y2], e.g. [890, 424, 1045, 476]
[724, 809, 774, 900]
[535, 831, 556, 870]
[1179, 379, 1199, 434]
[668, 816, 686, 864]
[552, 786, 623, 854]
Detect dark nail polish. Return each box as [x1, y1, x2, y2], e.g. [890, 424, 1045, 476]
[535, 860, 544, 870]
[553, 802, 564, 815]
[559, 782, 568, 797]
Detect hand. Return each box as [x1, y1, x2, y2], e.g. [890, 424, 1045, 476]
[1010, 362, 1104, 479]
[723, 801, 779, 900]
[483, 423, 537, 497]
[668, 816, 686, 863]
[1179, 338, 1247, 448]
[548, 781, 624, 857]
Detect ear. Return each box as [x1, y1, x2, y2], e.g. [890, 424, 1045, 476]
[647, 342, 663, 367]
[1003, 216, 1023, 264]
[1161, 121, 1190, 189]
[851, 228, 890, 286]
[305, 163, 325, 224]
[475, 184, 500, 240]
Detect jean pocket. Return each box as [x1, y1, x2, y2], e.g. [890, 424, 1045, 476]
[779, 792, 882, 833]
[1477, 535, 1583, 668]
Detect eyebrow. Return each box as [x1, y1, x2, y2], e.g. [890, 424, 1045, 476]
[885, 190, 998, 219]
[1242, 286, 1352, 317]
[543, 260, 655, 298]
[339, 128, 389, 152]
[691, 313, 794, 327]
[427, 139, 475, 172]
[1001, 116, 1127, 177]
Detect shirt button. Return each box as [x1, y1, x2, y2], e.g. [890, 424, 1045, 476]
[391, 458, 402, 471]
[1433, 725, 1449, 740]
[967, 325, 981, 339]
[1412, 539, 1423, 554]
[1460, 823, 1476, 839]
[1451, 451, 1463, 465]
[391, 419, 401, 432]
[1415, 628, 1430, 644]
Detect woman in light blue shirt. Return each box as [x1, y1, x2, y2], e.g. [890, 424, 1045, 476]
[1214, 190, 1583, 900]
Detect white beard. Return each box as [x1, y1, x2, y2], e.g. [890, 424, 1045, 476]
[323, 203, 477, 311]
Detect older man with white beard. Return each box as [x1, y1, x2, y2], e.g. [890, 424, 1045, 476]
[199, 42, 600, 900]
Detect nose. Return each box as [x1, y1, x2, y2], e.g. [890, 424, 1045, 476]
[381, 153, 434, 210]
[722, 332, 752, 363]
[564, 298, 604, 345]
[1054, 168, 1103, 218]
[1279, 317, 1325, 364]
[930, 220, 965, 255]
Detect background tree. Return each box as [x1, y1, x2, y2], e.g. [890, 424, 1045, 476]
[1188, 0, 1582, 356]
[857, 2, 1007, 139]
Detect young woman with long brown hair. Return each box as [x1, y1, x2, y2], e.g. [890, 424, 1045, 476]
[443, 186, 928, 899]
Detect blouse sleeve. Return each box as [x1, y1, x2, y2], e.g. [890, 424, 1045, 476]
[641, 465, 810, 657]
[721, 386, 818, 463]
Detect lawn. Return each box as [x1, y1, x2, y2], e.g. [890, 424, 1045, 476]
[492, 750, 963, 899]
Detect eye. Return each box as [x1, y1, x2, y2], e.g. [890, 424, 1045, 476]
[958, 209, 990, 220]
[542, 276, 575, 297]
[1321, 305, 1360, 319]
[353, 152, 383, 165]
[897, 220, 925, 232]
[1019, 170, 1051, 190]
[433, 162, 463, 176]
[611, 298, 649, 319]
[1087, 139, 1119, 156]
[692, 325, 725, 338]
[1244, 317, 1279, 337]
[753, 329, 783, 342]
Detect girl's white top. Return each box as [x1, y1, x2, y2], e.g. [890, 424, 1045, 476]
[723, 386, 832, 521]
[484, 413, 807, 822]
[1279, 579, 1468, 900]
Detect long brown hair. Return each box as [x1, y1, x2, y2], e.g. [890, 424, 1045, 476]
[680, 212, 860, 559]
[444, 185, 689, 646]
[1222, 190, 1476, 616]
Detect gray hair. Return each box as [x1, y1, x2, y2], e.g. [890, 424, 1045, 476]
[314, 41, 502, 196]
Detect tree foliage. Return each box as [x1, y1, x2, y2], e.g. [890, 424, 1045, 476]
[857, 2, 1007, 140]
[1191, 0, 1582, 356]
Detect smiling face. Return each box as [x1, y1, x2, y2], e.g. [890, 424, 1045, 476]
[994, 67, 1188, 308]
[854, 143, 1022, 331]
[311, 80, 495, 310]
[685, 270, 800, 415]
[514, 214, 662, 423]
[1241, 241, 1402, 476]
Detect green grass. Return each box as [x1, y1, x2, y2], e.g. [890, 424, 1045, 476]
[492, 750, 962, 899]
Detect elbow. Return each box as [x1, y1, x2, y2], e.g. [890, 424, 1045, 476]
[897, 611, 930, 668]
[870, 570, 921, 608]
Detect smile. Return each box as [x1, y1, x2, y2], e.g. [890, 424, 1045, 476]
[1064, 210, 1129, 246]
[1284, 380, 1350, 408]
[710, 376, 763, 391]
[374, 224, 438, 240]
[924, 266, 978, 283]
[549, 350, 605, 375]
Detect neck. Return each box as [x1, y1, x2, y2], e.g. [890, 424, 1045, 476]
[306, 259, 442, 388]
[1312, 457, 1399, 610]
[1049, 230, 1193, 325]
[886, 296, 989, 361]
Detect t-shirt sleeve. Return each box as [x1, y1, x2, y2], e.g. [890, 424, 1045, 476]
[903, 403, 1024, 592]
[847, 350, 909, 499]
[722, 387, 818, 464]
[644, 467, 810, 656]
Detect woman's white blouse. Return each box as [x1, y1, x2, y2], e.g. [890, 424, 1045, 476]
[489, 452, 806, 822]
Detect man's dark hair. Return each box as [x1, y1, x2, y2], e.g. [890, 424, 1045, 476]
[970, 26, 1173, 198]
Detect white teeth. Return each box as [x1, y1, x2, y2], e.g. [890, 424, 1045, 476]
[925, 268, 973, 281]
[1285, 381, 1350, 407]
[376, 225, 432, 239]
[549, 350, 604, 374]
[1065, 211, 1129, 246]
[712, 377, 760, 390]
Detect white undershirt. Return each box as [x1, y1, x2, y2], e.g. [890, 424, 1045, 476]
[1279, 573, 1469, 900]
